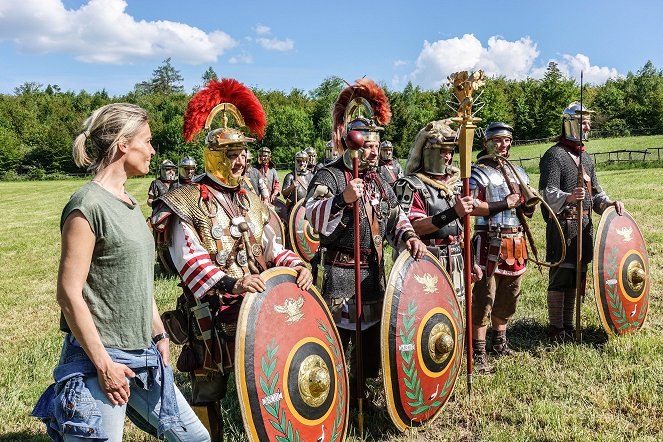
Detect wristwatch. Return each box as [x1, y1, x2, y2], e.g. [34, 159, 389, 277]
[152, 332, 170, 344]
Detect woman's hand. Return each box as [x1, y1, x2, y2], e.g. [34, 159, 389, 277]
[97, 361, 135, 406]
[156, 338, 170, 366]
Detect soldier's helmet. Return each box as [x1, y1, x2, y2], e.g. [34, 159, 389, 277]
[405, 119, 458, 176]
[295, 150, 309, 173]
[379, 140, 394, 161]
[332, 79, 391, 171]
[324, 140, 337, 161]
[257, 146, 272, 166]
[562, 102, 593, 144]
[179, 156, 197, 179]
[484, 122, 513, 157]
[304, 147, 317, 166]
[160, 159, 177, 181]
[182, 79, 266, 189]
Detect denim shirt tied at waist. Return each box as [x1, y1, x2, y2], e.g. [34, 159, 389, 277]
[31, 335, 182, 441]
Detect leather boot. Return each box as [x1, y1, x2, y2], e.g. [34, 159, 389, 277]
[547, 325, 571, 345]
[490, 330, 518, 356]
[472, 339, 495, 374]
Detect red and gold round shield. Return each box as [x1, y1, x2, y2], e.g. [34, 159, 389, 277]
[288, 199, 320, 262]
[381, 251, 463, 432]
[593, 207, 650, 336]
[267, 204, 286, 246]
[236, 267, 348, 442]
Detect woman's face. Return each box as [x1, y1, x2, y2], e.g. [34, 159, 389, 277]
[124, 122, 155, 177]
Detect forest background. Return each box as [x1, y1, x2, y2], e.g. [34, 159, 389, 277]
[2, 58, 663, 178]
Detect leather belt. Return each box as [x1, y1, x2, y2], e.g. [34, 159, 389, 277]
[475, 226, 523, 233]
[559, 208, 590, 219]
[324, 249, 372, 266]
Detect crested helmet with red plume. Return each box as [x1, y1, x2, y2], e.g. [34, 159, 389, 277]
[331, 78, 391, 170]
[183, 78, 266, 188]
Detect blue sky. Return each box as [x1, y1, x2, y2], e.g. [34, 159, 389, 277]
[1, 0, 661, 95]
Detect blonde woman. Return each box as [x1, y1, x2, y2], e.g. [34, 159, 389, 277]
[32, 103, 209, 442]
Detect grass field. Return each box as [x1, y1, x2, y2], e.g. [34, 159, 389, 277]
[1, 165, 662, 441]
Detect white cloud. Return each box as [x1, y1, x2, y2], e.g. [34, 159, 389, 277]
[255, 25, 271, 35]
[559, 54, 620, 84]
[229, 53, 253, 64]
[393, 59, 408, 68]
[0, 0, 237, 64]
[256, 37, 294, 52]
[406, 34, 619, 88]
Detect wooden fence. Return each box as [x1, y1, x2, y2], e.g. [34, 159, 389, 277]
[510, 147, 663, 169]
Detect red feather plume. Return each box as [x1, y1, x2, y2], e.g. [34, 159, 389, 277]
[183, 79, 266, 142]
[332, 78, 391, 152]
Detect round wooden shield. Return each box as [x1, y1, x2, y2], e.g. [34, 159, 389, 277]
[288, 199, 320, 262]
[381, 250, 463, 432]
[593, 206, 650, 336]
[267, 205, 286, 247]
[236, 267, 349, 442]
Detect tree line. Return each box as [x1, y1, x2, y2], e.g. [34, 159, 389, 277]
[1, 58, 663, 177]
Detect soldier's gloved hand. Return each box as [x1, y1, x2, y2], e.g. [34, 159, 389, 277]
[613, 200, 624, 216]
[342, 178, 364, 203]
[506, 193, 522, 209]
[454, 196, 475, 217]
[566, 187, 586, 203]
[233, 274, 266, 294]
[293, 265, 313, 290]
[406, 237, 427, 260]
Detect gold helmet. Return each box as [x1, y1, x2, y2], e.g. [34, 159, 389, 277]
[332, 78, 391, 170]
[183, 79, 266, 188]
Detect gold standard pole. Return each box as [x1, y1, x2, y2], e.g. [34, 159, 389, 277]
[449, 71, 484, 397]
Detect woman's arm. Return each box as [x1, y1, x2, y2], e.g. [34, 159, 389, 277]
[151, 298, 170, 366]
[57, 211, 135, 405]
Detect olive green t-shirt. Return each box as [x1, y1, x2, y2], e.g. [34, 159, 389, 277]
[59, 182, 154, 350]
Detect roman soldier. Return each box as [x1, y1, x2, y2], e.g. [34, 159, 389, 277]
[469, 122, 533, 373]
[257, 146, 280, 202]
[305, 78, 426, 403]
[178, 156, 197, 185]
[147, 159, 177, 207]
[243, 150, 270, 203]
[151, 78, 312, 441]
[282, 150, 313, 211]
[378, 140, 403, 186]
[539, 103, 624, 342]
[393, 119, 475, 302]
[305, 146, 322, 173]
[323, 140, 339, 165]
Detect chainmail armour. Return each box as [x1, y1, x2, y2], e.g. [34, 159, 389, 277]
[308, 161, 401, 302]
[157, 181, 269, 279]
[539, 144, 601, 266]
[394, 173, 465, 299]
[283, 171, 313, 204]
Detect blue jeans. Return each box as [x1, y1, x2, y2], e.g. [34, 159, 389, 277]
[64, 374, 209, 442]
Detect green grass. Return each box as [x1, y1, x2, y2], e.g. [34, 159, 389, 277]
[1, 166, 662, 441]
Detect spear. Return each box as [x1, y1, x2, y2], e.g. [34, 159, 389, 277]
[346, 130, 365, 439]
[449, 70, 484, 397]
[575, 71, 585, 342]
